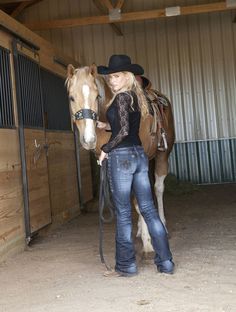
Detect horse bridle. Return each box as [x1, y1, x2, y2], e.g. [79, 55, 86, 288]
[74, 108, 97, 121]
[71, 90, 102, 122]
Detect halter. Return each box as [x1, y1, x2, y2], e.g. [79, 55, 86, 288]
[74, 108, 97, 121]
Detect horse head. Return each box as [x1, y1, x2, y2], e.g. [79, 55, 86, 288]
[66, 64, 112, 152]
[66, 64, 100, 150]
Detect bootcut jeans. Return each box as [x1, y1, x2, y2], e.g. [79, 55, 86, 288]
[107, 145, 174, 276]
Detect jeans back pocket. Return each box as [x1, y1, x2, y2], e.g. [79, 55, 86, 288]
[116, 154, 136, 174]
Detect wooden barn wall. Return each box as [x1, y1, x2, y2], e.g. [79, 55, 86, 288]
[46, 132, 93, 224]
[0, 11, 93, 261]
[0, 30, 25, 260]
[18, 0, 236, 183]
[0, 129, 25, 259]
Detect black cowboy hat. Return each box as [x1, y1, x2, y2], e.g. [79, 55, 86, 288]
[97, 54, 144, 75]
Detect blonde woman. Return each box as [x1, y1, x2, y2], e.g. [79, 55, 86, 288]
[97, 55, 174, 277]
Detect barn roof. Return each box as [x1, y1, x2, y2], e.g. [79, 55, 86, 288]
[0, 0, 235, 33]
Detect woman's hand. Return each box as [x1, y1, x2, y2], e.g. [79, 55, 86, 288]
[96, 121, 111, 130]
[96, 121, 107, 129]
[98, 151, 108, 166]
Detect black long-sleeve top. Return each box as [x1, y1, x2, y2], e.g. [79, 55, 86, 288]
[101, 91, 142, 153]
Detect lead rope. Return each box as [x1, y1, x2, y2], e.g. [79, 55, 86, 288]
[99, 159, 114, 271]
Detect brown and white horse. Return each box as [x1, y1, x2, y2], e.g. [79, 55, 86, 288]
[66, 64, 175, 253]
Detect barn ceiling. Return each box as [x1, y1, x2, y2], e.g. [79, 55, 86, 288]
[0, 0, 43, 17]
[0, 0, 235, 31]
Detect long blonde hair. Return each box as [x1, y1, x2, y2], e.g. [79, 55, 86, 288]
[107, 72, 149, 117]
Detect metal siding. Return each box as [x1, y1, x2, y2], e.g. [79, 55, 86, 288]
[230, 139, 236, 179]
[188, 15, 207, 141]
[197, 141, 212, 184]
[210, 13, 228, 139]
[187, 143, 200, 184]
[167, 17, 186, 141]
[221, 11, 236, 136]
[178, 16, 195, 141]
[169, 139, 236, 184]
[208, 140, 221, 182]
[155, 19, 171, 97]
[220, 139, 234, 182]
[18, 0, 236, 183]
[175, 143, 189, 181]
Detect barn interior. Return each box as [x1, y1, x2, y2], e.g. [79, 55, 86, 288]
[0, 1, 235, 311]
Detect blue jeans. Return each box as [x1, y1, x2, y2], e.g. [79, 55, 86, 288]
[107, 145, 173, 275]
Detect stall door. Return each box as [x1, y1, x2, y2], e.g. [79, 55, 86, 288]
[13, 40, 51, 237]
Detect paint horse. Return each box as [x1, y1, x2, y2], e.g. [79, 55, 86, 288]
[66, 65, 175, 254]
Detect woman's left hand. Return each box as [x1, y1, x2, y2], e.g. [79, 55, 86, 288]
[98, 151, 108, 166]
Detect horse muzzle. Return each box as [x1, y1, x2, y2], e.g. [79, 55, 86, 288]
[81, 133, 97, 150]
[81, 140, 97, 150]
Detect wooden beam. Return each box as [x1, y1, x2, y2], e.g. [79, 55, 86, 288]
[115, 0, 124, 9]
[11, 1, 30, 18]
[96, 0, 124, 10]
[108, 22, 123, 35]
[0, 0, 32, 3]
[11, 0, 43, 18]
[93, 0, 123, 36]
[0, 9, 79, 67]
[98, 0, 113, 10]
[23, 2, 234, 31]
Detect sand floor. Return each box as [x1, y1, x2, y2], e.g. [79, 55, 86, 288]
[0, 183, 235, 312]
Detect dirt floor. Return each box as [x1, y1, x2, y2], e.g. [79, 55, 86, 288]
[0, 182, 236, 312]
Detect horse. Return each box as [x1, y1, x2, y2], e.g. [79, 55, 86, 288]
[66, 64, 175, 254]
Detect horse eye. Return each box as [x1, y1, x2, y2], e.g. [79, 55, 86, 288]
[70, 96, 75, 102]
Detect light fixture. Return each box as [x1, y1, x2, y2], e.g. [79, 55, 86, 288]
[226, 0, 236, 8]
[109, 8, 121, 21]
[165, 6, 181, 17]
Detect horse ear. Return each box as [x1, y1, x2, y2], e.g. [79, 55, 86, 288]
[67, 64, 75, 78]
[90, 63, 98, 76]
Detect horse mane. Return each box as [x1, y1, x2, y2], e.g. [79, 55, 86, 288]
[95, 75, 107, 105]
[94, 75, 114, 121]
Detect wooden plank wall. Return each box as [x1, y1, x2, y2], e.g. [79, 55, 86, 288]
[24, 129, 52, 232]
[0, 28, 25, 261]
[0, 130, 25, 260]
[46, 132, 80, 224]
[0, 10, 93, 261]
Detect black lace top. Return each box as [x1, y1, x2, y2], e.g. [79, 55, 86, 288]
[101, 91, 141, 153]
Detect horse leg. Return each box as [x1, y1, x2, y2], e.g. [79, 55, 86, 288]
[154, 152, 169, 229]
[133, 198, 154, 253]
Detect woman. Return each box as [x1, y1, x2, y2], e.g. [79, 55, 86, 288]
[97, 55, 174, 277]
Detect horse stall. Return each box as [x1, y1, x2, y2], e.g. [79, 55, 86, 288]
[0, 1, 236, 312]
[0, 10, 93, 261]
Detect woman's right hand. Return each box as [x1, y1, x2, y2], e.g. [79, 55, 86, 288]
[98, 151, 108, 166]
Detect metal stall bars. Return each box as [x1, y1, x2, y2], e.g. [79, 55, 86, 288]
[0, 46, 14, 128]
[12, 38, 52, 242]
